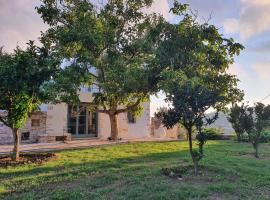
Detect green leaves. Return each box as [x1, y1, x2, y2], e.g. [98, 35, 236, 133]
[156, 7, 244, 129]
[231, 102, 270, 157]
[0, 41, 57, 129]
[36, 0, 167, 116]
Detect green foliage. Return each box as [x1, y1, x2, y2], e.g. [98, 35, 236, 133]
[200, 128, 223, 140]
[156, 15, 244, 130]
[156, 5, 244, 174]
[228, 103, 248, 142]
[196, 128, 222, 156]
[37, 0, 166, 112]
[260, 130, 270, 143]
[36, 0, 169, 138]
[235, 102, 270, 157]
[0, 41, 57, 129]
[0, 41, 58, 160]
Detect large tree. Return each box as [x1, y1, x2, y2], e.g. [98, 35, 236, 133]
[0, 42, 57, 161]
[37, 0, 168, 140]
[156, 6, 244, 175]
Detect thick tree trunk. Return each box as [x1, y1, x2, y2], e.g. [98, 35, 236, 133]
[109, 114, 119, 140]
[187, 127, 199, 176]
[12, 128, 20, 161]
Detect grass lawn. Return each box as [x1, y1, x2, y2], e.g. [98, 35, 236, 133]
[0, 140, 270, 200]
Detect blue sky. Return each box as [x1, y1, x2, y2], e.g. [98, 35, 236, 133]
[0, 0, 269, 115]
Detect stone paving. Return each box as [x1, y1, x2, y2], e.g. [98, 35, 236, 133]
[0, 138, 178, 155]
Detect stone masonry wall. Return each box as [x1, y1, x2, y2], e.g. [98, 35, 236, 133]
[0, 112, 47, 145]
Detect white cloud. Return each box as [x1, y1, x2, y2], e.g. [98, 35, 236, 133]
[252, 62, 270, 80]
[223, 0, 270, 41]
[223, 18, 239, 34]
[0, 0, 47, 52]
[143, 0, 173, 21]
[0, 0, 172, 52]
[228, 63, 249, 81]
[240, 0, 270, 6]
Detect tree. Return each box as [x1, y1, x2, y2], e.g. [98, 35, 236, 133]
[227, 103, 247, 142]
[242, 103, 270, 158]
[196, 127, 222, 155]
[37, 0, 168, 140]
[156, 5, 244, 175]
[0, 42, 57, 161]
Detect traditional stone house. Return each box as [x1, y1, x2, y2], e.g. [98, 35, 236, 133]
[0, 91, 178, 144]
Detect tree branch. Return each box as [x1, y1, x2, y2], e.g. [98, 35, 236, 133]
[115, 98, 142, 114]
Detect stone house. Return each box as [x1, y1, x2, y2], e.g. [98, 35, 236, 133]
[0, 92, 178, 145]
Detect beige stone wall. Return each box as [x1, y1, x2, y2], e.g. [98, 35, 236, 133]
[0, 122, 13, 145]
[27, 112, 47, 142]
[98, 102, 151, 139]
[0, 91, 163, 144]
[0, 112, 47, 144]
[150, 117, 179, 139]
[46, 103, 68, 136]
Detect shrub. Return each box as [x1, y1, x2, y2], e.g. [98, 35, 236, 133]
[201, 128, 223, 140]
[233, 131, 270, 143]
[260, 130, 270, 143]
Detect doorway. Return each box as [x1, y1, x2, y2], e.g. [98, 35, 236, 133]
[67, 104, 98, 138]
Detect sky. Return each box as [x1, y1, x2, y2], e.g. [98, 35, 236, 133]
[0, 0, 270, 116]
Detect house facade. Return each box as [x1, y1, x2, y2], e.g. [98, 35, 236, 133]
[0, 92, 179, 145]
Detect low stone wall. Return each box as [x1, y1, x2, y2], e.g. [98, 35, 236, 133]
[151, 117, 179, 139]
[38, 133, 72, 143]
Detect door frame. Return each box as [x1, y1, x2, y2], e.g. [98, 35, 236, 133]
[67, 104, 98, 138]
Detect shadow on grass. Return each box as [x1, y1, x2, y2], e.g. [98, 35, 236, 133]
[1, 140, 269, 198]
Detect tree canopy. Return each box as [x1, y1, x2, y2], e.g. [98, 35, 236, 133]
[156, 10, 244, 175]
[37, 0, 169, 139]
[0, 41, 58, 160]
[242, 103, 270, 158]
[227, 103, 248, 142]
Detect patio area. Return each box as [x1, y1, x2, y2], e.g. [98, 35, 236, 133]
[0, 138, 178, 155]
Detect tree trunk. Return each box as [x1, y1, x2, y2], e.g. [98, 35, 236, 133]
[12, 128, 20, 161]
[109, 114, 119, 140]
[236, 133, 241, 143]
[253, 142, 259, 158]
[187, 127, 199, 176]
[199, 143, 203, 155]
[193, 158, 199, 176]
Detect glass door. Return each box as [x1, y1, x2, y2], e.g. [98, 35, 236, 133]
[68, 104, 98, 137]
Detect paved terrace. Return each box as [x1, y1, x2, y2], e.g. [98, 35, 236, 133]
[0, 138, 178, 155]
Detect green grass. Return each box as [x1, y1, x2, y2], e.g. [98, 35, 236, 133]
[0, 140, 270, 200]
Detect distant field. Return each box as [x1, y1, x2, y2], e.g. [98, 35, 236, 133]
[1, 140, 270, 200]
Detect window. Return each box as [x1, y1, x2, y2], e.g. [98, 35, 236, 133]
[31, 119, 40, 127]
[21, 132, 30, 141]
[127, 111, 136, 123]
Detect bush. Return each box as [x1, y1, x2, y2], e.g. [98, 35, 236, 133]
[232, 131, 270, 143]
[260, 130, 270, 143]
[201, 128, 223, 140]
